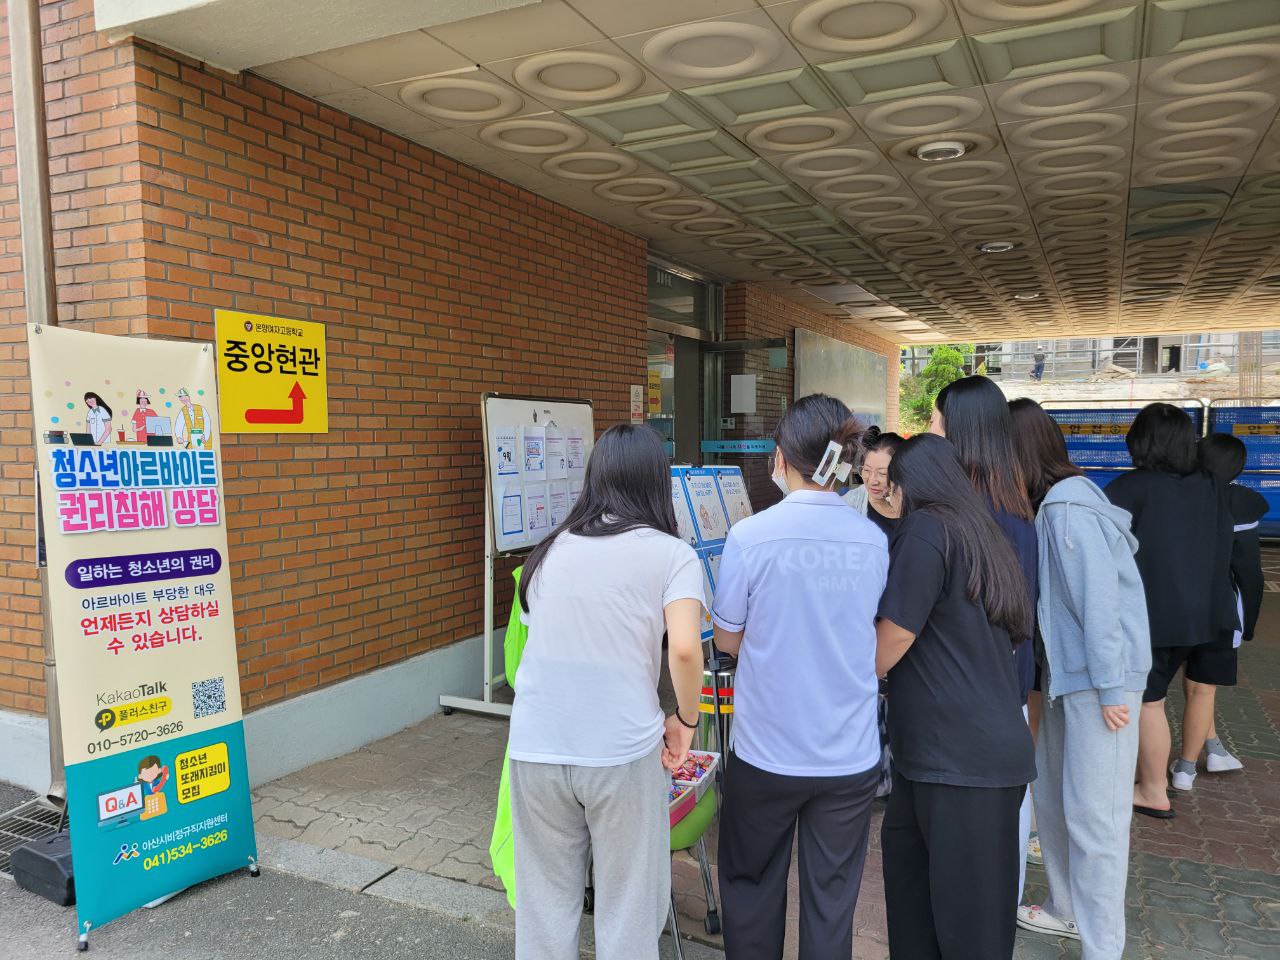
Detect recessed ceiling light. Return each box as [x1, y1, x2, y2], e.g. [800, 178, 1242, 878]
[912, 140, 969, 162]
[1013, 292, 1041, 301]
[978, 241, 1017, 254]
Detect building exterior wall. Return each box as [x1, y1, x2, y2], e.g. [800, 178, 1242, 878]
[721, 284, 900, 509]
[1, 2, 648, 718]
[0, 3, 902, 725]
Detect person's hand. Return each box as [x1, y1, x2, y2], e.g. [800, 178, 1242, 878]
[1101, 704, 1129, 731]
[662, 714, 695, 772]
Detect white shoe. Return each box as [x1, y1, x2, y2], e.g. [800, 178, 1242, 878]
[1017, 905, 1080, 941]
[1170, 761, 1197, 792]
[1206, 750, 1244, 773]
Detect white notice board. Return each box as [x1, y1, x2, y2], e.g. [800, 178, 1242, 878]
[483, 394, 594, 555]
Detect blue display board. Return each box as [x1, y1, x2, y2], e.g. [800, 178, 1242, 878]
[1046, 405, 1206, 490]
[1206, 405, 1280, 537]
[671, 466, 752, 641]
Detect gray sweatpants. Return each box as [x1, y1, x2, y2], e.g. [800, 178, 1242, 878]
[1034, 688, 1141, 960]
[510, 745, 669, 960]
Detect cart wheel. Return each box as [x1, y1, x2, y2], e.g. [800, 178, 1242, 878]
[704, 912, 721, 936]
[583, 887, 595, 914]
[442, 706, 454, 716]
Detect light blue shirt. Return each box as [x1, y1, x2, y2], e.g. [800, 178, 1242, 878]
[712, 490, 888, 777]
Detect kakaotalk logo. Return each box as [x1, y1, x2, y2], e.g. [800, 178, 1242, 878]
[97, 680, 167, 707]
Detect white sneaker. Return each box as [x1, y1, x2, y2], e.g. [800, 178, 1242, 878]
[1017, 905, 1080, 941]
[1170, 761, 1197, 792]
[1206, 750, 1244, 773]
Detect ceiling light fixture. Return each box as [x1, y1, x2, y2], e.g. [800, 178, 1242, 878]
[1013, 292, 1041, 301]
[912, 140, 969, 162]
[978, 241, 1017, 254]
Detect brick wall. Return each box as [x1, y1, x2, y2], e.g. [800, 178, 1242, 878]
[0, 3, 648, 716]
[0, 0, 148, 714]
[721, 283, 901, 510]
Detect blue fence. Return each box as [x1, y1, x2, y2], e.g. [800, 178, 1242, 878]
[1045, 401, 1277, 537]
[1045, 404, 1206, 490]
[1206, 403, 1280, 538]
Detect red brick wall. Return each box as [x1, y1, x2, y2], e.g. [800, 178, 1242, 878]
[0, 4, 648, 716]
[0, 0, 148, 714]
[721, 283, 900, 510]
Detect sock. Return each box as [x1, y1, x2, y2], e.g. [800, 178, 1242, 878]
[1173, 758, 1196, 775]
[1205, 737, 1230, 757]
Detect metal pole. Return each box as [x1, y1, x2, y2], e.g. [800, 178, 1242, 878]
[10, 0, 66, 803]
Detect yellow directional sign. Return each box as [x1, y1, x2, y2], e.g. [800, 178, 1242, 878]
[214, 310, 327, 434]
[1232, 423, 1279, 436]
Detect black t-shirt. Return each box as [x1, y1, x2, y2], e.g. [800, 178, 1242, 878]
[877, 511, 1036, 788]
[867, 502, 900, 538]
[1105, 469, 1236, 648]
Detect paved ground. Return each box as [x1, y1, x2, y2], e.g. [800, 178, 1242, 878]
[252, 550, 1280, 959]
[5, 551, 1280, 958]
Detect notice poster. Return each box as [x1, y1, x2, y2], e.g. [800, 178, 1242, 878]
[569, 480, 583, 509]
[684, 470, 730, 545]
[715, 469, 753, 527]
[548, 481, 570, 529]
[566, 429, 586, 474]
[672, 475, 697, 547]
[545, 426, 567, 480]
[522, 426, 546, 480]
[526, 486, 549, 540]
[500, 486, 525, 542]
[494, 426, 519, 477]
[28, 326, 256, 937]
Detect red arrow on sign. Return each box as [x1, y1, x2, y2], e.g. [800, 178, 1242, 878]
[244, 382, 307, 425]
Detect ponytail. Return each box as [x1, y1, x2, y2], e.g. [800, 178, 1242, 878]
[774, 394, 866, 487]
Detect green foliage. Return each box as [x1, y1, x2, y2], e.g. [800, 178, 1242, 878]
[899, 343, 973, 434]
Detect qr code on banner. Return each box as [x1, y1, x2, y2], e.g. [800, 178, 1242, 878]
[192, 677, 226, 719]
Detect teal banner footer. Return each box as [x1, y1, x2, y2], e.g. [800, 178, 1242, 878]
[65, 720, 256, 935]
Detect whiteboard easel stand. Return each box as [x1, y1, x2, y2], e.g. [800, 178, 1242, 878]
[440, 470, 512, 718]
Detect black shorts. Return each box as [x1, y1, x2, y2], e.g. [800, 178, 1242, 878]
[1143, 642, 1238, 702]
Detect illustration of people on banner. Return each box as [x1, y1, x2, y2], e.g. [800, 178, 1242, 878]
[174, 388, 215, 449]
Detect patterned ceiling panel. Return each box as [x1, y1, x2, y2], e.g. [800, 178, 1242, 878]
[252, 0, 1280, 341]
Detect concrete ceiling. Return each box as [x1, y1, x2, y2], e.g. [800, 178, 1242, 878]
[119, 0, 1280, 344]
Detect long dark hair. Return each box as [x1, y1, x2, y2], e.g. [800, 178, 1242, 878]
[935, 376, 1032, 521]
[518, 424, 677, 612]
[1008, 398, 1083, 506]
[774, 393, 865, 481]
[1198, 432, 1246, 483]
[84, 391, 112, 418]
[1127, 403, 1198, 475]
[889, 434, 1033, 641]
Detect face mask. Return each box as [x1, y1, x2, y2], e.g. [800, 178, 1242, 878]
[771, 466, 790, 497]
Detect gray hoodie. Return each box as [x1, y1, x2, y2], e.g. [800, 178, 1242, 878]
[1035, 476, 1152, 705]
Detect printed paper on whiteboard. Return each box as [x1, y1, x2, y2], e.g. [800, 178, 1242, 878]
[672, 478, 697, 547]
[522, 425, 546, 481]
[527, 485, 549, 540]
[494, 426, 519, 477]
[545, 425, 567, 480]
[501, 486, 525, 539]
[549, 481, 570, 528]
[566, 429, 586, 474]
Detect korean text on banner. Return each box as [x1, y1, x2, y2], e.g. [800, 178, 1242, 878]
[214, 309, 327, 434]
[28, 325, 256, 937]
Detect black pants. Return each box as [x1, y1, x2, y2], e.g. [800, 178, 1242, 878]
[718, 752, 879, 960]
[882, 774, 1025, 960]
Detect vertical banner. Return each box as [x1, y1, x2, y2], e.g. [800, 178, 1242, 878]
[28, 326, 256, 936]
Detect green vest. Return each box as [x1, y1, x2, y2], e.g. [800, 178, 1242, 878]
[489, 566, 527, 909]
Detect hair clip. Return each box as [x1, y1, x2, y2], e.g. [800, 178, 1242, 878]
[812, 440, 845, 486]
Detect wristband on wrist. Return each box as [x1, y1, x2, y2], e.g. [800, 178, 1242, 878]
[675, 708, 698, 730]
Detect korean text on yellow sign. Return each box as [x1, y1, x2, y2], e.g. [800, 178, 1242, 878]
[214, 310, 327, 434]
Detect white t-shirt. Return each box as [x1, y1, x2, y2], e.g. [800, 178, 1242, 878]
[508, 527, 705, 766]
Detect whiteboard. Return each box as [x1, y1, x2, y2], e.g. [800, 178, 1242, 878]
[482, 394, 595, 555]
